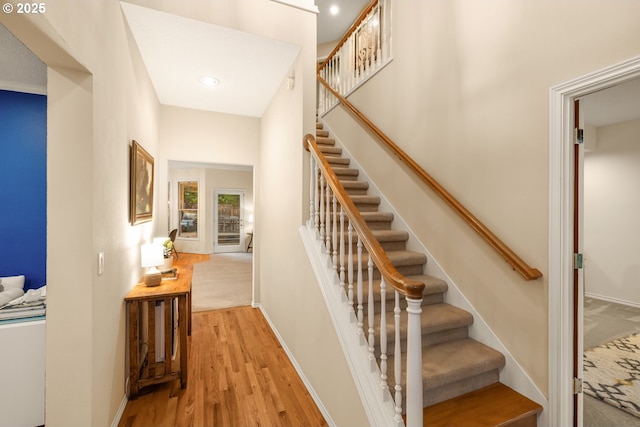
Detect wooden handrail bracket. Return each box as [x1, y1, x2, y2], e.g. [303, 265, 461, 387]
[314, 76, 542, 281]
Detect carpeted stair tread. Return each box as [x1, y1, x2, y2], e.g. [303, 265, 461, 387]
[316, 129, 329, 137]
[356, 275, 448, 306]
[340, 180, 368, 193]
[421, 382, 543, 427]
[339, 229, 409, 252]
[333, 167, 360, 180]
[316, 136, 335, 145]
[360, 211, 394, 221]
[316, 122, 323, 129]
[319, 145, 342, 155]
[350, 194, 381, 208]
[422, 338, 506, 391]
[325, 156, 351, 166]
[370, 303, 473, 347]
[353, 250, 427, 270]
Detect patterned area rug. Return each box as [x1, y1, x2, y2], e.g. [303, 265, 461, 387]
[584, 333, 640, 418]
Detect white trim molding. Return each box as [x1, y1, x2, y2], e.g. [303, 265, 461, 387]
[270, 0, 318, 14]
[548, 54, 640, 427]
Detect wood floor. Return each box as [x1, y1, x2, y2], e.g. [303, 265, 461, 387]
[118, 254, 328, 427]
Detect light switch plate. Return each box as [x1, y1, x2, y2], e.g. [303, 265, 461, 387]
[98, 252, 105, 275]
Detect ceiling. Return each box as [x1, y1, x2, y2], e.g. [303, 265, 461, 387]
[316, 0, 370, 45]
[121, 2, 301, 118]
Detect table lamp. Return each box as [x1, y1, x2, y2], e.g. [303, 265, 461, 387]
[141, 243, 164, 286]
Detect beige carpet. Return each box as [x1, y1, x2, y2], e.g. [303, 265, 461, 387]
[191, 253, 253, 312]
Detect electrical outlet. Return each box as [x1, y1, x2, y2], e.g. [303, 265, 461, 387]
[98, 252, 105, 276]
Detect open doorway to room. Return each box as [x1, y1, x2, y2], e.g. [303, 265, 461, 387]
[168, 161, 254, 311]
[549, 56, 640, 427]
[580, 77, 640, 427]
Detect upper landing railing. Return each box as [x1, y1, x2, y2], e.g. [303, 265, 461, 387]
[317, 0, 392, 116]
[315, 1, 541, 281]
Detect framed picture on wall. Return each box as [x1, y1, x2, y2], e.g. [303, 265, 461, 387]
[130, 140, 154, 225]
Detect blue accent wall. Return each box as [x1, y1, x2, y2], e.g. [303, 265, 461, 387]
[0, 90, 47, 290]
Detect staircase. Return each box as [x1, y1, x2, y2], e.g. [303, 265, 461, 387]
[314, 122, 543, 427]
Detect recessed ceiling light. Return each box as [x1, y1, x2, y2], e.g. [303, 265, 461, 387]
[200, 76, 219, 87]
[329, 5, 339, 15]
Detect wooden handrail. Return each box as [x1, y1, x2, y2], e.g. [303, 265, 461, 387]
[304, 134, 426, 299]
[318, 0, 378, 72]
[316, 75, 542, 281]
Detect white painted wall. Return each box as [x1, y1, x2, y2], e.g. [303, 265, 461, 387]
[584, 119, 640, 305]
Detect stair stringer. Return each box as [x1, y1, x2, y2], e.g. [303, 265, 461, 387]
[299, 224, 403, 427]
[319, 120, 549, 427]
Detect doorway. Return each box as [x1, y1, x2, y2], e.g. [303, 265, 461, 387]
[549, 56, 640, 427]
[214, 189, 245, 253]
[580, 78, 640, 427]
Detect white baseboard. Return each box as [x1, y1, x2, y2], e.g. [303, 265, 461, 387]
[258, 305, 337, 427]
[111, 394, 128, 427]
[585, 292, 640, 309]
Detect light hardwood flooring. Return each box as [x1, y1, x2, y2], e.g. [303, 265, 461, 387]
[119, 254, 328, 427]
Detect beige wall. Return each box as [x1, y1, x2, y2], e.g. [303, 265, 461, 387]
[260, 50, 369, 427]
[584, 118, 640, 304]
[322, 0, 640, 397]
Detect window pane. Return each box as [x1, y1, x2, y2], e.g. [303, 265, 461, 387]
[178, 181, 198, 238]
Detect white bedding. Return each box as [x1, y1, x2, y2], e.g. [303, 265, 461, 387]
[0, 288, 25, 308]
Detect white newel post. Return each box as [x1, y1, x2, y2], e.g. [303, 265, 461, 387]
[405, 297, 424, 427]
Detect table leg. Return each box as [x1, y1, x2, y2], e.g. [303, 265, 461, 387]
[178, 295, 188, 388]
[128, 301, 140, 399]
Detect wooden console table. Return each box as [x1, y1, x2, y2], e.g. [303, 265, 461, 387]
[125, 267, 192, 399]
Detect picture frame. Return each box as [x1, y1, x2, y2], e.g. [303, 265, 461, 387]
[130, 140, 154, 225]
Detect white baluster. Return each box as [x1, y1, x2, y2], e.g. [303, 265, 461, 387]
[319, 174, 325, 245]
[332, 194, 338, 273]
[406, 297, 423, 427]
[314, 160, 320, 235]
[356, 228, 364, 334]
[394, 290, 403, 423]
[325, 181, 331, 258]
[367, 256, 375, 367]
[339, 207, 346, 296]
[380, 277, 388, 391]
[358, 235, 364, 326]
[349, 222, 356, 319]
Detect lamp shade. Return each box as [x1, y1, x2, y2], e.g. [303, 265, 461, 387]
[141, 243, 164, 268]
[153, 236, 167, 246]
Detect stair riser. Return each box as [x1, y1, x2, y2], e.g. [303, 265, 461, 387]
[337, 264, 425, 281]
[368, 326, 469, 356]
[424, 370, 500, 407]
[314, 184, 368, 195]
[329, 240, 407, 254]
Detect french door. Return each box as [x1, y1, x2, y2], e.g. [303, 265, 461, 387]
[213, 189, 245, 253]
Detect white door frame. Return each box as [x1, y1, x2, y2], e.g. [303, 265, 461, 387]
[213, 189, 245, 253]
[548, 55, 640, 427]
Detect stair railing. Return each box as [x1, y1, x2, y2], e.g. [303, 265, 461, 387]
[317, 0, 392, 116]
[304, 133, 424, 427]
[316, 75, 543, 281]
